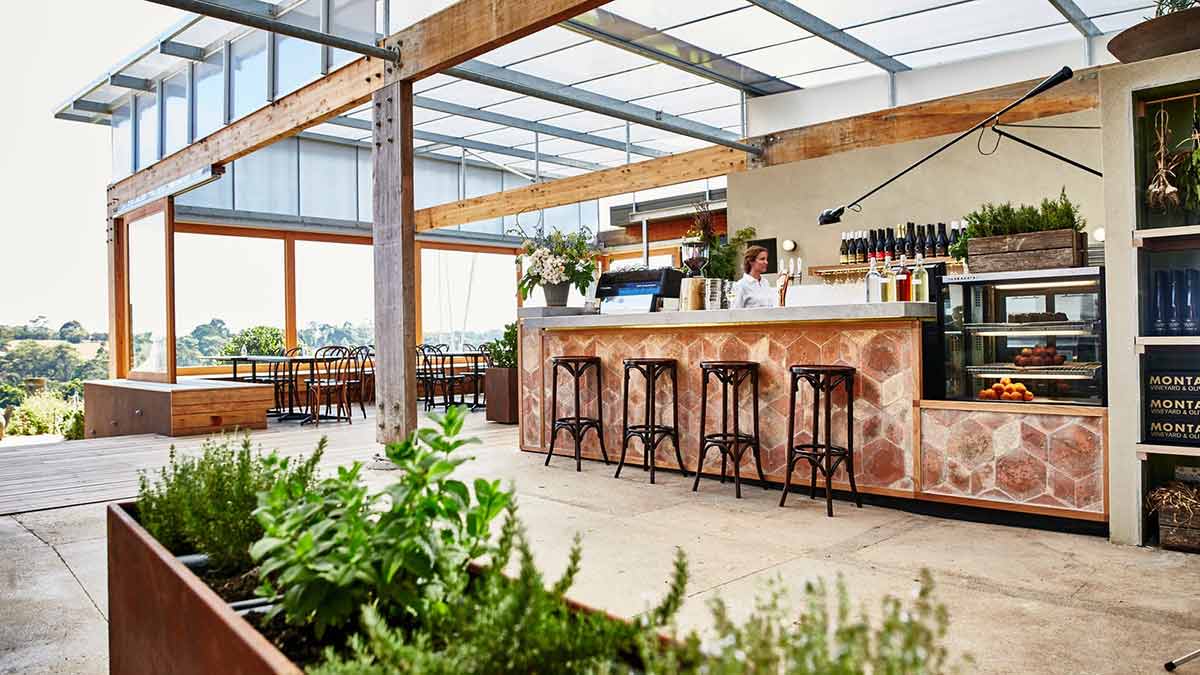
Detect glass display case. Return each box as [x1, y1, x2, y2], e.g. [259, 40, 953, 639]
[941, 267, 1106, 405]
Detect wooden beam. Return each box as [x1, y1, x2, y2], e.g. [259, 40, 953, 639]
[106, 217, 128, 379]
[373, 81, 418, 444]
[283, 236, 297, 351]
[413, 145, 747, 231]
[107, 0, 611, 209]
[759, 68, 1100, 167]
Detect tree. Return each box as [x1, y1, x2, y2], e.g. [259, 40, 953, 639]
[189, 319, 232, 356]
[58, 320, 88, 344]
[26, 316, 51, 340]
[222, 326, 284, 356]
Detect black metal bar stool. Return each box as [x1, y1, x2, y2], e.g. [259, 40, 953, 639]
[692, 361, 766, 498]
[616, 358, 688, 484]
[547, 355, 609, 472]
[780, 364, 862, 516]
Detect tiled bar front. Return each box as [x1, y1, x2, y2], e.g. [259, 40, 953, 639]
[518, 306, 1108, 521]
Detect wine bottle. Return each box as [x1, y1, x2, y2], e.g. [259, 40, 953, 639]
[935, 222, 949, 257]
[857, 231, 868, 264]
[926, 224, 937, 257]
[868, 229, 879, 261]
[1153, 270, 1170, 335]
[949, 220, 960, 248]
[881, 254, 896, 302]
[904, 223, 916, 258]
[865, 256, 882, 303]
[911, 253, 930, 302]
[839, 232, 848, 265]
[1170, 270, 1186, 336]
[916, 224, 927, 259]
[895, 254, 911, 302]
[887, 226, 898, 259]
[1187, 269, 1200, 336]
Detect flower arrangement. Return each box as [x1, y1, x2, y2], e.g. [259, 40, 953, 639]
[513, 224, 598, 300]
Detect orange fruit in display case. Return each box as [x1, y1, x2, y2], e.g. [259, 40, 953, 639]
[1023, 391, 1034, 401]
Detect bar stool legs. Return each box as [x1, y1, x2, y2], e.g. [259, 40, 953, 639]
[616, 359, 687, 484]
[780, 365, 862, 516]
[692, 361, 766, 499]
[546, 356, 609, 472]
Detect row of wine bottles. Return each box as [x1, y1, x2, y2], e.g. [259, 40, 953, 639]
[865, 253, 932, 303]
[839, 222, 963, 265]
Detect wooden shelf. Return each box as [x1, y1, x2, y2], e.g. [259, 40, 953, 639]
[1136, 443, 1200, 461]
[809, 256, 964, 279]
[1135, 336, 1200, 352]
[1133, 224, 1200, 247]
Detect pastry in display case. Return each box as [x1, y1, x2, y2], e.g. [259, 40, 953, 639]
[940, 267, 1106, 405]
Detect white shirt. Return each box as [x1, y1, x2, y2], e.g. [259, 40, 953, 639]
[731, 273, 778, 309]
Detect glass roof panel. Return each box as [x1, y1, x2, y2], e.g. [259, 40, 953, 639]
[508, 40, 656, 84]
[632, 84, 741, 116]
[775, 0, 972, 30]
[476, 26, 588, 67]
[847, 0, 1064, 56]
[416, 116, 507, 137]
[735, 38, 866, 77]
[1074, 0, 1153, 14]
[1089, 7, 1151, 32]
[307, 122, 370, 140]
[537, 110, 629, 132]
[782, 61, 878, 88]
[468, 127, 541, 148]
[482, 96, 584, 121]
[899, 23, 1080, 68]
[173, 18, 241, 50]
[429, 80, 520, 108]
[666, 6, 814, 55]
[682, 105, 743, 129]
[598, 0, 749, 31]
[588, 122, 664, 142]
[557, 147, 637, 164]
[578, 64, 711, 101]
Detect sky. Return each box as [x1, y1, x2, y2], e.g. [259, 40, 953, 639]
[0, 1, 183, 333]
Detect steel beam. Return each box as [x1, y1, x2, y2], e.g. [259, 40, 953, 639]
[72, 99, 112, 114]
[159, 40, 207, 61]
[562, 8, 797, 96]
[326, 116, 606, 170]
[144, 0, 397, 62]
[445, 60, 761, 155]
[744, 0, 910, 73]
[413, 95, 668, 157]
[109, 74, 157, 92]
[1046, 0, 1102, 37]
[55, 111, 111, 126]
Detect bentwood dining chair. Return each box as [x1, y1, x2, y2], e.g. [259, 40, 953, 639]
[415, 345, 440, 411]
[267, 346, 302, 414]
[348, 345, 374, 419]
[304, 346, 353, 426]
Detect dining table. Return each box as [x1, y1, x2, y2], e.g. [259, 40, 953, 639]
[429, 351, 490, 411]
[200, 353, 355, 424]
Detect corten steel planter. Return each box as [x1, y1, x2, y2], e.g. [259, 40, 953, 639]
[1108, 7, 1200, 64]
[107, 503, 300, 675]
[485, 367, 519, 424]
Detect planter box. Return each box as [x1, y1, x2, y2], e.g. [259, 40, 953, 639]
[107, 503, 300, 675]
[485, 367, 519, 424]
[1160, 504, 1200, 553]
[966, 229, 1085, 273]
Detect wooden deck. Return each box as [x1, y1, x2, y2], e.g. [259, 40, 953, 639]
[0, 406, 517, 516]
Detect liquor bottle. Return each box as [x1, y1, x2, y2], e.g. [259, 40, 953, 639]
[1169, 270, 1186, 336]
[916, 225, 927, 259]
[839, 232, 848, 265]
[935, 222, 949, 257]
[881, 255, 896, 302]
[904, 223, 916, 258]
[1153, 270, 1170, 335]
[911, 253, 930, 302]
[895, 255, 911, 301]
[865, 256, 882, 303]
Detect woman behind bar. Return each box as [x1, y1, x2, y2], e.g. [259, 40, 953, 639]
[731, 245, 789, 309]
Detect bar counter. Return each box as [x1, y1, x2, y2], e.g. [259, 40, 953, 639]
[517, 303, 1107, 522]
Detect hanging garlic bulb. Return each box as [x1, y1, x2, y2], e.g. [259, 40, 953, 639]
[1147, 106, 1182, 210]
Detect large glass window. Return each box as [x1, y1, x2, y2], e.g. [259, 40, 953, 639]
[231, 31, 268, 119]
[277, 0, 322, 96]
[173, 233, 285, 367]
[135, 93, 159, 170]
[357, 147, 372, 221]
[194, 49, 224, 138]
[162, 70, 188, 155]
[127, 212, 169, 375]
[296, 241, 374, 350]
[233, 138, 298, 214]
[299, 139, 358, 221]
[421, 248, 518, 348]
[331, 0, 376, 69]
[111, 101, 132, 179]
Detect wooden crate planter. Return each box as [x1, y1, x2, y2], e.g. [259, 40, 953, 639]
[485, 367, 519, 424]
[966, 229, 1085, 273]
[1160, 504, 1200, 553]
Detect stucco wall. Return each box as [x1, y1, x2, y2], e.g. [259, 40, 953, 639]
[728, 109, 1104, 269]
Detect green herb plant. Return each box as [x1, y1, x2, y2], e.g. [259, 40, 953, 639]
[136, 435, 324, 573]
[312, 503, 690, 675]
[252, 406, 511, 639]
[950, 188, 1085, 260]
[4, 390, 84, 439]
[482, 322, 517, 369]
[704, 227, 758, 280]
[1155, 0, 1198, 16]
[1176, 109, 1200, 216]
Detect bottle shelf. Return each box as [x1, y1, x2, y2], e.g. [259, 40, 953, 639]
[1136, 442, 1200, 461]
[963, 320, 1101, 337]
[1133, 224, 1200, 248]
[1135, 335, 1200, 352]
[808, 256, 963, 280]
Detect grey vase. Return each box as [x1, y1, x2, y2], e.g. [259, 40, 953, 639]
[543, 281, 571, 307]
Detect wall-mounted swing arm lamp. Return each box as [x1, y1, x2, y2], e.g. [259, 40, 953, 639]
[817, 66, 1076, 225]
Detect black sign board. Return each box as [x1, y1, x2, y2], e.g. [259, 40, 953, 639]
[1144, 370, 1200, 445]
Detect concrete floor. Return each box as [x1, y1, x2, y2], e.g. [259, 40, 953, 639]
[2, 411, 1199, 674]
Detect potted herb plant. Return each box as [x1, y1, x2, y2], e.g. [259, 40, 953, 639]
[483, 322, 518, 425]
[949, 189, 1086, 273]
[1178, 108, 1200, 225]
[514, 226, 598, 307]
[1107, 1, 1200, 64]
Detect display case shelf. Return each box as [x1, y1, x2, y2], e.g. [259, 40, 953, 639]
[1136, 443, 1200, 461]
[966, 362, 1102, 379]
[1133, 224, 1200, 247]
[1136, 335, 1200, 352]
[963, 320, 1100, 336]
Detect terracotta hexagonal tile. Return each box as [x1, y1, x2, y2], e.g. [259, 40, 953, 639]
[1050, 468, 1076, 506]
[947, 418, 993, 468]
[1049, 423, 1102, 479]
[1020, 422, 1048, 459]
[947, 459, 972, 493]
[861, 332, 902, 381]
[861, 437, 906, 486]
[995, 450, 1047, 501]
[922, 446, 945, 486]
[971, 463, 996, 494]
[1075, 471, 1103, 510]
[992, 420, 1020, 455]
